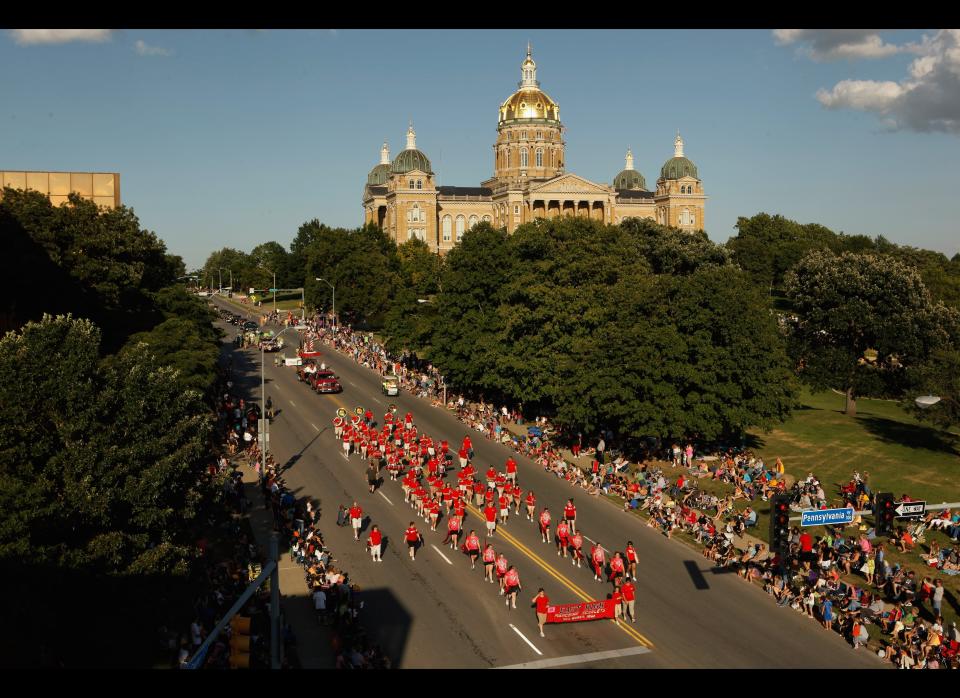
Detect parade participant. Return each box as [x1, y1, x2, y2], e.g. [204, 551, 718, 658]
[556, 520, 570, 558]
[442, 483, 455, 514]
[625, 541, 638, 581]
[570, 531, 584, 567]
[495, 552, 509, 594]
[333, 413, 344, 439]
[367, 525, 383, 562]
[611, 587, 623, 625]
[367, 460, 379, 494]
[609, 552, 625, 587]
[591, 542, 606, 582]
[483, 544, 496, 583]
[495, 472, 507, 498]
[539, 507, 551, 544]
[360, 437, 369, 461]
[404, 411, 413, 428]
[525, 490, 537, 521]
[621, 579, 637, 622]
[342, 428, 352, 458]
[427, 496, 441, 531]
[349, 502, 363, 541]
[498, 492, 511, 525]
[512, 483, 523, 515]
[462, 435, 474, 460]
[444, 512, 462, 549]
[532, 589, 550, 637]
[564, 499, 577, 535]
[486, 466, 498, 490]
[484, 502, 498, 537]
[484, 487, 496, 510]
[473, 479, 485, 507]
[464, 530, 481, 569]
[505, 456, 518, 484]
[405, 522, 422, 560]
[458, 445, 469, 469]
[504, 566, 521, 609]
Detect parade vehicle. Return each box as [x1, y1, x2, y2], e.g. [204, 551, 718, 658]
[381, 375, 400, 396]
[262, 336, 284, 352]
[311, 369, 342, 394]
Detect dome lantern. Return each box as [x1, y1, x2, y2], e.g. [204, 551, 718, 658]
[674, 130, 684, 158]
[614, 147, 647, 191]
[380, 140, 390, 165]
[659, 131, 699, 181]
[392, 122, 433, 174]
[519, 42, 539, 89]
[625, 147, 634, 171]
[406, 121, 417, 150]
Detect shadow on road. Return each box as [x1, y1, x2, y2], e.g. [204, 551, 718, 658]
[683, 560, 710, 590]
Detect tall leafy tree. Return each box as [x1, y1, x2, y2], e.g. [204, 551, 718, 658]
[785, 250, 958, 416]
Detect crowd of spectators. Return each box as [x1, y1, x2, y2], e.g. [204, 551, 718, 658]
[289, 311, 960, 668]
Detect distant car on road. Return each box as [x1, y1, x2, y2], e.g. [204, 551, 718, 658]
[242, 321, 259, 332]
[312, 369, 342, 394]
[381, 375, 400, 396]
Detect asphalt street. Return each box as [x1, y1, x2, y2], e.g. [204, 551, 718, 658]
[214, 300, 883, 669]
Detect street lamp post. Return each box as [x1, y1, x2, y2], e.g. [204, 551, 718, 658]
[315, 277, 336, 331]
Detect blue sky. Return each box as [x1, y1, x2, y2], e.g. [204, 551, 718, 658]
[2, 29, 959, 269]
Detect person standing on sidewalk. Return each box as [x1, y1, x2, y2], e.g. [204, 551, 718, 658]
[367, 525, 383, 562]
[349, 502, 364, 541]
[532, 589, 550, 638]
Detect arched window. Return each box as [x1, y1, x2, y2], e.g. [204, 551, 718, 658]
[468, 214, 478, 229]
[408, 203, 421, 223]
[520, 148, 528, 168]
[455, 215, 465, 241]
[536, 130, 542, 140]
[442, 215, 452, 242]
[535, 149, 543, 167]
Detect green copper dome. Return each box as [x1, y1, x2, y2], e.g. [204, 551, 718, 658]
[391, 149, 433, 175]
[614, 169, 647, 191]
[367, 163, 391, 186]
[660, 156, 698, 181]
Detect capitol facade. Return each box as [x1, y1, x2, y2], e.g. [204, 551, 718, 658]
[363, 46, 706, 253]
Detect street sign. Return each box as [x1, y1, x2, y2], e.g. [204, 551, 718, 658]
[800, 507, 855, 527]
[895, 500, 926, 518]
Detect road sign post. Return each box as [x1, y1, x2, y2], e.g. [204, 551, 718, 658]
[895, 500, 926, 519]
[800, 507, 855, 527]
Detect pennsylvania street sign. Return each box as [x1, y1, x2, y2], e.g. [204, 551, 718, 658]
[800, 507, 855, 527]
[895, 500, 926, 518]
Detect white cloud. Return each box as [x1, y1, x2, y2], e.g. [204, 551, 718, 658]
[135, 39, 172, 56]
[10, 29, 113, 45]
[773, 29, 901, 61]
[812, 30, 960, 134]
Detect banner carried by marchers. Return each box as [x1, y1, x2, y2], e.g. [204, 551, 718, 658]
[546, 600, 617, 624]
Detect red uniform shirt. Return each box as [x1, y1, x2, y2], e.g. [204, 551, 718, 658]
[622, 582, 636, 601]
[612, 589, 622, 604]
[504, 569, 519, 587]
[564, 503, 577, 519]
[369, 530, 382, 546]
[626, 545, 637, 563]
[484, 506, 497, 523]
[513, 485, 522, 499]
[405, 527, 419, 542]
[465, 534, 480, 551]
[462, 436, 472, 451]
[592, 546, 605, 563]
[611, 557, 625, 573]
[485, 490, 495, 505]
[556, 522, 569, 540]
[447, 515, 461, 532]
[349, 506, 362, 519]
[539, 510, 551, 526]
[499, 495, 510, 510]
[506, 457, 517, 473]
[473, 481, 484, 495]
[486, 467, 497, 481]
[496, 556, 508, 574]
[458, 447, 469, 461]
[526, 492, 536, 507]
[571, 534, 583, 550]
[535, 595, 550, 614]
[483, 547, 496, 563]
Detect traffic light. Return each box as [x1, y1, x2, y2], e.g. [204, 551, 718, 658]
[769, 494, 791, 557]
[229, 616, 252, 669]
[875, 492, 895, 537]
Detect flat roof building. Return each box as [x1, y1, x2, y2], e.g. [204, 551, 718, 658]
[1, 171, 120, 209]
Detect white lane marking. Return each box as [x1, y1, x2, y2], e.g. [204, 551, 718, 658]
[378, 491, 393, 505]
[372, 398, 383, 406]
[508, 624, 543, 656]
[311, 423, 320, 432]
[431, 544, 453, 565]
[341, 452, 349, 461]
[289, 400, 296, 408]
[273, 383, 282, 391]
[495, 645, 650, 669]
[347, 380, 358, 388]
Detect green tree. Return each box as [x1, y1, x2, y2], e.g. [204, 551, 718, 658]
[383, 239, 443, 353]
[908, 347, 960, 429]
[785, 250, 958, 416]
[0, 315, 212, 575]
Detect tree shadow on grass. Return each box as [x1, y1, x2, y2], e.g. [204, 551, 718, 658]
[857, 416, 960, 457]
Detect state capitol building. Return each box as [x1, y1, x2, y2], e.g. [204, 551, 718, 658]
[363, 46, 705, 253]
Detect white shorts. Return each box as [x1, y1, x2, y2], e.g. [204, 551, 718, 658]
[500, 508, 509, 517]
[351, 517, 362, 529]
[342, 442, 350, 452]
[486, 521, 496, 532]
[370, 544, 381, 558]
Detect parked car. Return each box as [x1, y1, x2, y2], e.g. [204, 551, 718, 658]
[242, 321, 259, 332]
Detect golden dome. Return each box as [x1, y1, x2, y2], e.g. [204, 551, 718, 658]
[499, 88, 560, 124]
[499, 45, 560, 125]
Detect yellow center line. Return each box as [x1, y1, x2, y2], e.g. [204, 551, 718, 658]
[307, 383, 653, 648]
